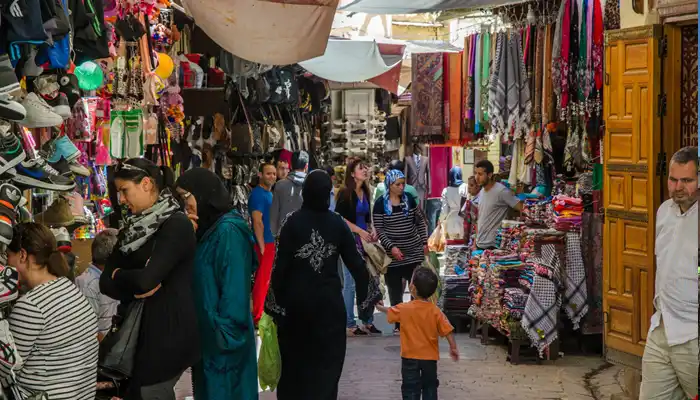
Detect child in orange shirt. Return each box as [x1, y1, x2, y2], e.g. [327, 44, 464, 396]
[376, 267, 459, 399]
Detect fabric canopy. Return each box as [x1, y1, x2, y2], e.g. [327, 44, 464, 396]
[299, 38, 404, 83]
[338, 0, 521, 14]
[181, 0, 338, 65]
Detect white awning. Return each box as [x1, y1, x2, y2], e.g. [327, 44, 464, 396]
[338, 0, 521, 14]
[299, 38, 403, 82]
[180, 0, 338, 65]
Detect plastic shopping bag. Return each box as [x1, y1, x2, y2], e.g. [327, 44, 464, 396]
[258, 313, 281, 391]
[428, 223, 446, 252]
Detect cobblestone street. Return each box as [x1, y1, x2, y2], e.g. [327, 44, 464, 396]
[176, 309, 621, 400]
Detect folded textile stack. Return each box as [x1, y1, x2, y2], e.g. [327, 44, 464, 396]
[523, 198, 551, 226]
[503, 287, 528, 319]
[443, 245, 471, 276]
[440, 275, 472, 317]
[550, 195, 583, 231]
[495, 220, 525, 251]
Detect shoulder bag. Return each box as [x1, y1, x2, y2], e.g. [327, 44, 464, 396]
[98, 299, 145, 378]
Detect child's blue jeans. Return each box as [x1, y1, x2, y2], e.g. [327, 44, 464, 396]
[401, 358, 439, 400]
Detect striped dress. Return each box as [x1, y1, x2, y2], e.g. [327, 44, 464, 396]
[372, 196, 429, 267]
[0, 277, 98, 399]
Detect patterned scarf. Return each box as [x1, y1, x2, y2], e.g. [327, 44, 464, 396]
[383, 169, 409, 216]
[119, 190, 181, 254]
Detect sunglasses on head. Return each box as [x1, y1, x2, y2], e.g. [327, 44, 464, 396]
[115, 162, 148, 176]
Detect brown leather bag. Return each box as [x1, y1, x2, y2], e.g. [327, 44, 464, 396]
[229, 93, 253, 154]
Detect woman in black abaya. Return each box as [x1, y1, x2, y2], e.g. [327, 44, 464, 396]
[265, 170, 378, 399]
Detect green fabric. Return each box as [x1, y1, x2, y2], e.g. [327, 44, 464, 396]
[373, 183, 419, 205]
[592, 163, 603, 190]
[481, 32, 491, 122]
[192, 211, 258, 400]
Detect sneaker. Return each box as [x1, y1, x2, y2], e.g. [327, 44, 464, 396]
[0, 266, 19, 304]
[0, 94, 26, 121]
[13, 158, 76, 192]
[62, 191, 88, 225]
[0, 183, 21, 245]
[47, 156, 74, 178]
[364, 324, 382, 335]
[0, 55, 20, 96]
[50, 227, 72, 252]
[68, 160, 90, 177]
[34, 197, 75, 227]
[19, 93, 63, 128]
[0, 121, 26, 175]
[43, 93, 71, 120]
[45, 135, 81, 164]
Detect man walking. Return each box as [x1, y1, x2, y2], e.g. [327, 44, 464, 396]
[249, 163, 277, 325]
[640, 146, 698, 400]
[474, 160, 522, 250]
[270, 150, 308, 236]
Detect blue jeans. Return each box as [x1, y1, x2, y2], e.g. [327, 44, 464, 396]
[401, 358, 438, 400]
[342, 264, 373, 328]
[425, 198, 442, 237]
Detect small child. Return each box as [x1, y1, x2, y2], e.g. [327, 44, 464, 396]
[376, 267, 459, 399]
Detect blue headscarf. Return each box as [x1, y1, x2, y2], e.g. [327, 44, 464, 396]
[448, 166, 463, 187]
[383, 169, 409, 216]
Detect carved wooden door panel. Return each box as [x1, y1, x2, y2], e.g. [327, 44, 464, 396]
[602, 26, 662, 358]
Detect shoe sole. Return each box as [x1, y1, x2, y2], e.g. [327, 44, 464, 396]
[0, 83, 20, 96]
[12, 174, 75, 192]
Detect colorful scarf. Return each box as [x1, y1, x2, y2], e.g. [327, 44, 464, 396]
[488, 32, 507, 136]
[480, 31, 491, 126]
[474, 33, 483, 134]
[383, 169, 409, 216]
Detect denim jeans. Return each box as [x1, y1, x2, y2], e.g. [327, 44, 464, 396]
[425, 198, 442, 237]
[401, 358, 439, 400]
[342, 264, 373, 328]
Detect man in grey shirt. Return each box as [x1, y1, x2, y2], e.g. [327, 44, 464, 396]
[474, 160, 522, 249]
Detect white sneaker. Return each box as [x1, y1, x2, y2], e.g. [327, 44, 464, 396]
[20, 93, 63, 128]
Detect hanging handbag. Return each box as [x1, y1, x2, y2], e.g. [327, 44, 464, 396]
[229, 93, 254, 154]
[98, 300, 145, 378]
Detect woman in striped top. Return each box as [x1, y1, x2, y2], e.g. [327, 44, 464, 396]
[2, 223, 98, 400]
[372, 170, 428, 331]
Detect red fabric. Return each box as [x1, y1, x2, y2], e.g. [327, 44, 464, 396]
[367, 43, 405, 94]
[252, 243, 276, 324]
[427, 146, 452, 199]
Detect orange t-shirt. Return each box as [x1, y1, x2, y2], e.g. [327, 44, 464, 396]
[387, 300, 454, 361]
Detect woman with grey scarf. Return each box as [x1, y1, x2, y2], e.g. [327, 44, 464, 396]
[100, 158, 200, 400]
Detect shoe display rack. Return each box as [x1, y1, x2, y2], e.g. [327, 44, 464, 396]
[325, 89, 388, 169]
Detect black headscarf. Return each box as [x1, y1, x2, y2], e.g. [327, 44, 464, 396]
[302, 170, 332, 212]
[175, 168, 232, 240]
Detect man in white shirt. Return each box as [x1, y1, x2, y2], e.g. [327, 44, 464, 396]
[640, 146, 699, 400]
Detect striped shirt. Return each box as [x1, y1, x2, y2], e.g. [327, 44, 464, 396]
[373, 199, 428, 267]
[0, 277, 98, 400]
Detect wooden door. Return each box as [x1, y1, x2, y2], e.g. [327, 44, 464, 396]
[602, 26, 663, 358]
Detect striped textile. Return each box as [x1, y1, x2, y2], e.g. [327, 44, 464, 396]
[1, 277, 98, 400]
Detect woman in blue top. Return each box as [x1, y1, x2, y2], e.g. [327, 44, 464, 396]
[175, 168, 258, 400]
[334, 157, 381, 336]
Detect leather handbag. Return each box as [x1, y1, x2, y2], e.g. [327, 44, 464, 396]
[229, 92, 254, 154]
[98, 300, 144, 378]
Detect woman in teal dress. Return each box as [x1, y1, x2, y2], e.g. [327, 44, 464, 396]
[176, 168, 258, 400]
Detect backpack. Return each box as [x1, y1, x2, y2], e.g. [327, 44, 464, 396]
[266, 67, 298, 105]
